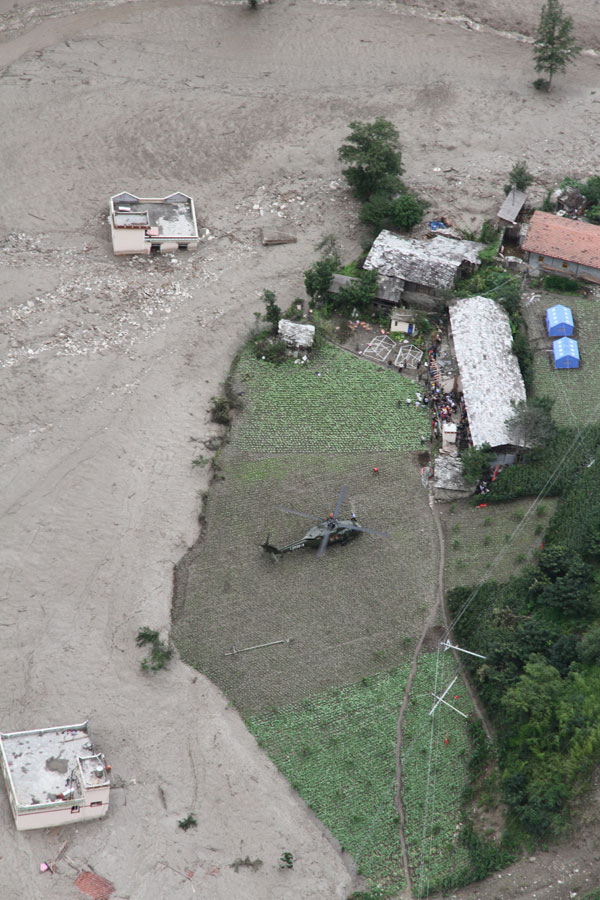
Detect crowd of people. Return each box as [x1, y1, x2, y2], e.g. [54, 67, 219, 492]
[387, 329, 473, 448]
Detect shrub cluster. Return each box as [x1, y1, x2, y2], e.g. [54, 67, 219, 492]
[543, 273, 580, 293]
[448, 525, 600, 840]
[136, 627, 173, 672]
[338, 119, 427, 234]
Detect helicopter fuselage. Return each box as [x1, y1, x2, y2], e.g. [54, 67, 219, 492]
[262, 518, 361, 558]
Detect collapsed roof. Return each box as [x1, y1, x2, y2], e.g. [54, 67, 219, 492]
[363, 230, 485, 291]
[449, 296, 527, 449]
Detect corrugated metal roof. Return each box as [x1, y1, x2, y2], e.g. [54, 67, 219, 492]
[522, 211, 600, 268]
[449, 296, 527, 449]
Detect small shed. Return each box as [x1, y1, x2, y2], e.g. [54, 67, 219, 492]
[390, 309, 417, 335]
[546, 304, 574, 337]
[498, 189, 527, 226]
[553, 337, 580, 369]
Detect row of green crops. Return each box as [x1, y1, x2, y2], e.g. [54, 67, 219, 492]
[234, 345, 430, 453]
[248, 668, 412, 896]
[401, 652, 474, 897]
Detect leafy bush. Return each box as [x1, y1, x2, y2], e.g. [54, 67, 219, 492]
[136, 627, 174, 672]
[387, 193, 428, 231]
[461, 443, 493, 484]
[283, 300, 305, 322]
[578, 624, 600, 665]
[178, 813, 197, 830]
[543, 273, 580, 293]
[210, 395, 233, 425]
[332, 269, 378, 314]
[360, 189, 427, 233]
[541, 190, 556, 212]
[252, 335, 288, 364]
[359, 192, 392, 231]
[262, 289, 282, 332]
[449, 496, 600, 843]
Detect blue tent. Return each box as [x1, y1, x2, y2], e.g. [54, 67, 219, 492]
[546, 304, 574, 337]
[553, 337, 580, 369]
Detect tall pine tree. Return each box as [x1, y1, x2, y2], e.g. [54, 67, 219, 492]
[533, 0, 580, 90]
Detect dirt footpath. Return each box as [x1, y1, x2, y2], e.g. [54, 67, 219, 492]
[1, 1, 600, 898]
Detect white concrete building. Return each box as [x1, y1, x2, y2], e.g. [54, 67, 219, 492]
[0, 721, 110, 830]
[109, 191, 199, 255]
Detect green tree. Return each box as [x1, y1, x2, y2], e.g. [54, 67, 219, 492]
[501, 655, 562, 734]
[359, 190, 427, 232]
[359, 192, 391, 231]
[332, 269, 378, 314]
[262, 289, 281, 332]
[338, 119, 404, 201]
[461, 443, 494, 484]
[529, 545, 595, 618]
[506, 397, 556, 449]
[578, 625, 600, 665]
[304, 236, 341, 305]
[504, 161, 534, 195]
[388, 193, 428, 231]
[533, 0, 580, 90]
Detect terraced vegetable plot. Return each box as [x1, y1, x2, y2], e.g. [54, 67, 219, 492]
[401, 652, 474, 896]
[235, 345, 430, 452]
[442, 497, 558, 592]
[173, 450, 437, 715]
[248, 666, 411, 896]
[524, 293, 600, 428]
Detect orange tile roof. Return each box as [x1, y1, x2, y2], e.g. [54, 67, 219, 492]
[523, 211, 600, 269]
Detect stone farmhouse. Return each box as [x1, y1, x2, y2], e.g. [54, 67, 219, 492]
[362, 230, 484, 307]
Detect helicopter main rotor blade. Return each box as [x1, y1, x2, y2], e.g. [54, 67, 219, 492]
[333, 485, 347, 520]
[346, 524, 390, 538]
[274, 506, 322, 521]
[316, 528, 331, 559]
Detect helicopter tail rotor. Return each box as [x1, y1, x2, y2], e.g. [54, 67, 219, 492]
[261, 536, 282, 561]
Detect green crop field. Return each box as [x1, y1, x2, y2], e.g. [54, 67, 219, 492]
[442, 496, 558, 592]
[248, 666, 411, 896]
[235, 345, 430, 452]
[524, 293, 600, 428]
[401, 652, 474, 896]
[173, 340, 475, 896]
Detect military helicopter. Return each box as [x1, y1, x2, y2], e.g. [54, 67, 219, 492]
[262, 486, 388, 560]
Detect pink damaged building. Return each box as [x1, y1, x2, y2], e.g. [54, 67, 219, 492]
[109, 191, 199, 255]
[0, 721, 110, 830]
